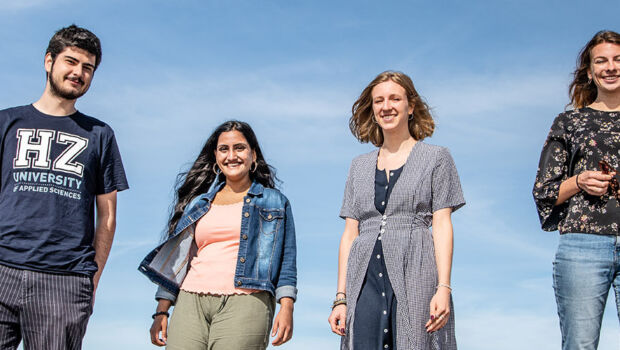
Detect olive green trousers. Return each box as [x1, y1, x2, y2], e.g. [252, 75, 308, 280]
[166, 290, 275, 350]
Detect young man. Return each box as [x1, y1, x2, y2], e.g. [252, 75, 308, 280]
[0, 25, 128, 349]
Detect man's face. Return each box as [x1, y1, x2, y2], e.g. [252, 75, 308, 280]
[45, 47, 96, 100]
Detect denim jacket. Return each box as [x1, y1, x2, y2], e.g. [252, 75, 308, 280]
[138, 181, 297, 303]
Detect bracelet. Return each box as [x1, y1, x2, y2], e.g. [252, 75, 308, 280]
[336, 292, 346, 298]
[437, 283, 452, 292]
[575, 174, 584, 192]
[152, 311, 170, 319]
[332, 297, 347, 309]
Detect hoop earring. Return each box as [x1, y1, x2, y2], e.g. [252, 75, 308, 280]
[251, 161, 257, 173]
[212, 164, 221, 176]
[408, 114, 414, 121]
[371, 114, 378, 124]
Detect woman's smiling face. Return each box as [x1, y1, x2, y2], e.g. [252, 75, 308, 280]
[588, 42, 620, 96]
[371, 80, 414, 133]
[214, 130, 255, 183]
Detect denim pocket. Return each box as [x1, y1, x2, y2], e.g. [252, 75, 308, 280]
[258, 209, 283, 235]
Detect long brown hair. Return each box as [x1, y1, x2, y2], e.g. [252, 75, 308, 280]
[350, 71, 434, 146]
[569, 30, 620, 108]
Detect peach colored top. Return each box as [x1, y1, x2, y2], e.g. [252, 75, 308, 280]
[181, 202, 257, 295]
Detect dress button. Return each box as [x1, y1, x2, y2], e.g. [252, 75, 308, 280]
[378, 273, 383, 277]
[381, 201, 385, 205]
[382, 215, 387, 220]
[244, 212, 250, 218]
[381, 221, 386, 226]
[380, 229, 385, 234]
[384, 345, 389, 349]
[378, 236, 382, 240]
[376, 254, 381, 259]
[385, 185, 388, 189]
[267, 214, 273, 220]
[390, 172, 394, 176]
[382, 293, 385, 297]
[240, 257, 245, 263]
[245, 198, 250, 203]
[383, 310, 387, 314]
[236, 280, 242, 286]
[384, 329, 388, 333]
[242, 234, 248, 240]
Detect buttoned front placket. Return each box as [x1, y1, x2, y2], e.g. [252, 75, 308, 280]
[235, 195, 253, 288]
[353, 166, 402, 350]
[375, 214, 394, 349]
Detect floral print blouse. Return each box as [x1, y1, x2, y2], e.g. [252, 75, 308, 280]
[533, 107, 619, 235]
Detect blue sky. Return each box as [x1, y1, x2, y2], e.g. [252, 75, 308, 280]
[1, 0, 619, 349]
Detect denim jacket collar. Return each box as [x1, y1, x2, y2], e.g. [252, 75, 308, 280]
[202, 180, 265, 202]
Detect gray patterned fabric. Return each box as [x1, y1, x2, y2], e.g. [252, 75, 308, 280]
[340, 142, 465, 350]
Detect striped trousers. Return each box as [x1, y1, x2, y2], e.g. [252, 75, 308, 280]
[0, 263, 93, 350]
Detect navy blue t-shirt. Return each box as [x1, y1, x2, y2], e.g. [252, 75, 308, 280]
[0, 105, 129, 276]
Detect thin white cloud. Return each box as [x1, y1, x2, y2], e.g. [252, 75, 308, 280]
[84, 320, 150, 348]
[109, 239, 156, 259]
[93, 65, 570, 126]
[454, 185, 554, 260]
[91, 74, 349, 128]
[459, 310, 560, 349]
[426, 71, 570, 117]
[458, 308, 618, 350]
[82, 63, 574, 170]
[0, 0, 68, 11]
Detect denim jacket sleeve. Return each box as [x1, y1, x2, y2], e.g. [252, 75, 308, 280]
[155, 285, 177, 304]
[274, 199, 298, 302]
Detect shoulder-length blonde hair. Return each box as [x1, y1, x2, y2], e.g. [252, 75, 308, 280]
[350, 71, 434, 147]
[569, 30, 620, 109]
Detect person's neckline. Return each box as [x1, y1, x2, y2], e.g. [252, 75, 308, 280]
[583, 106, 620, 113]
[211, 201, 244, 207]
[29, 104, 80, 119]
[376, 163, 405, 172]
[375, 139, 421, 172]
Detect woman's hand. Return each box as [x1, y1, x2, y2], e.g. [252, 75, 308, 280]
[328, 304, 347, 336]
[578, 170, 615, 196]
[425, 287, 451, 333]
[150, 299, 172, 346]
[149, 314, 168, 346]
[271, 297, 294, 346]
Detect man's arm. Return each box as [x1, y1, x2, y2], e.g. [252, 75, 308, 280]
[92, 190, 117, 292]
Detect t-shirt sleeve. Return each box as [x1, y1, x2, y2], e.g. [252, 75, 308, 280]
[532, 114, 569, 231]
[0, 112, 6, 193]
[431, 148, 465, 213]
[97, 128, 129, 194]
[339, 159, 360, 220]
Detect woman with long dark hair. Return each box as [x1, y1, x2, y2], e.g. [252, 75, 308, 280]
[533, 30, 620, 349]
[328, 71, 465, 349]
[139, 121, 296, 349]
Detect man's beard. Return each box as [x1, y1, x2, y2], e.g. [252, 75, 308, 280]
[48, 66, 88, 100]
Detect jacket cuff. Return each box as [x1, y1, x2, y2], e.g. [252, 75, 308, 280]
[275, 285, 297, 303]
[155, 285, 177, 305]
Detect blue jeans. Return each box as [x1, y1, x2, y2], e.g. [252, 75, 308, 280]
[553, 233, 620, 350]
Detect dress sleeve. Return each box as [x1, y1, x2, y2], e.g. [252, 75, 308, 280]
[532, 114, 570, 231]
[339, 159, 360, 220]
[431, 148, 466, 213]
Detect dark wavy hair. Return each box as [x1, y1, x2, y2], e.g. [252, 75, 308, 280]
[46, 24, 102, 70]
[166, 121, 277, 237]
[350, 71, 434, 146]
[569, 30, 620, 109]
